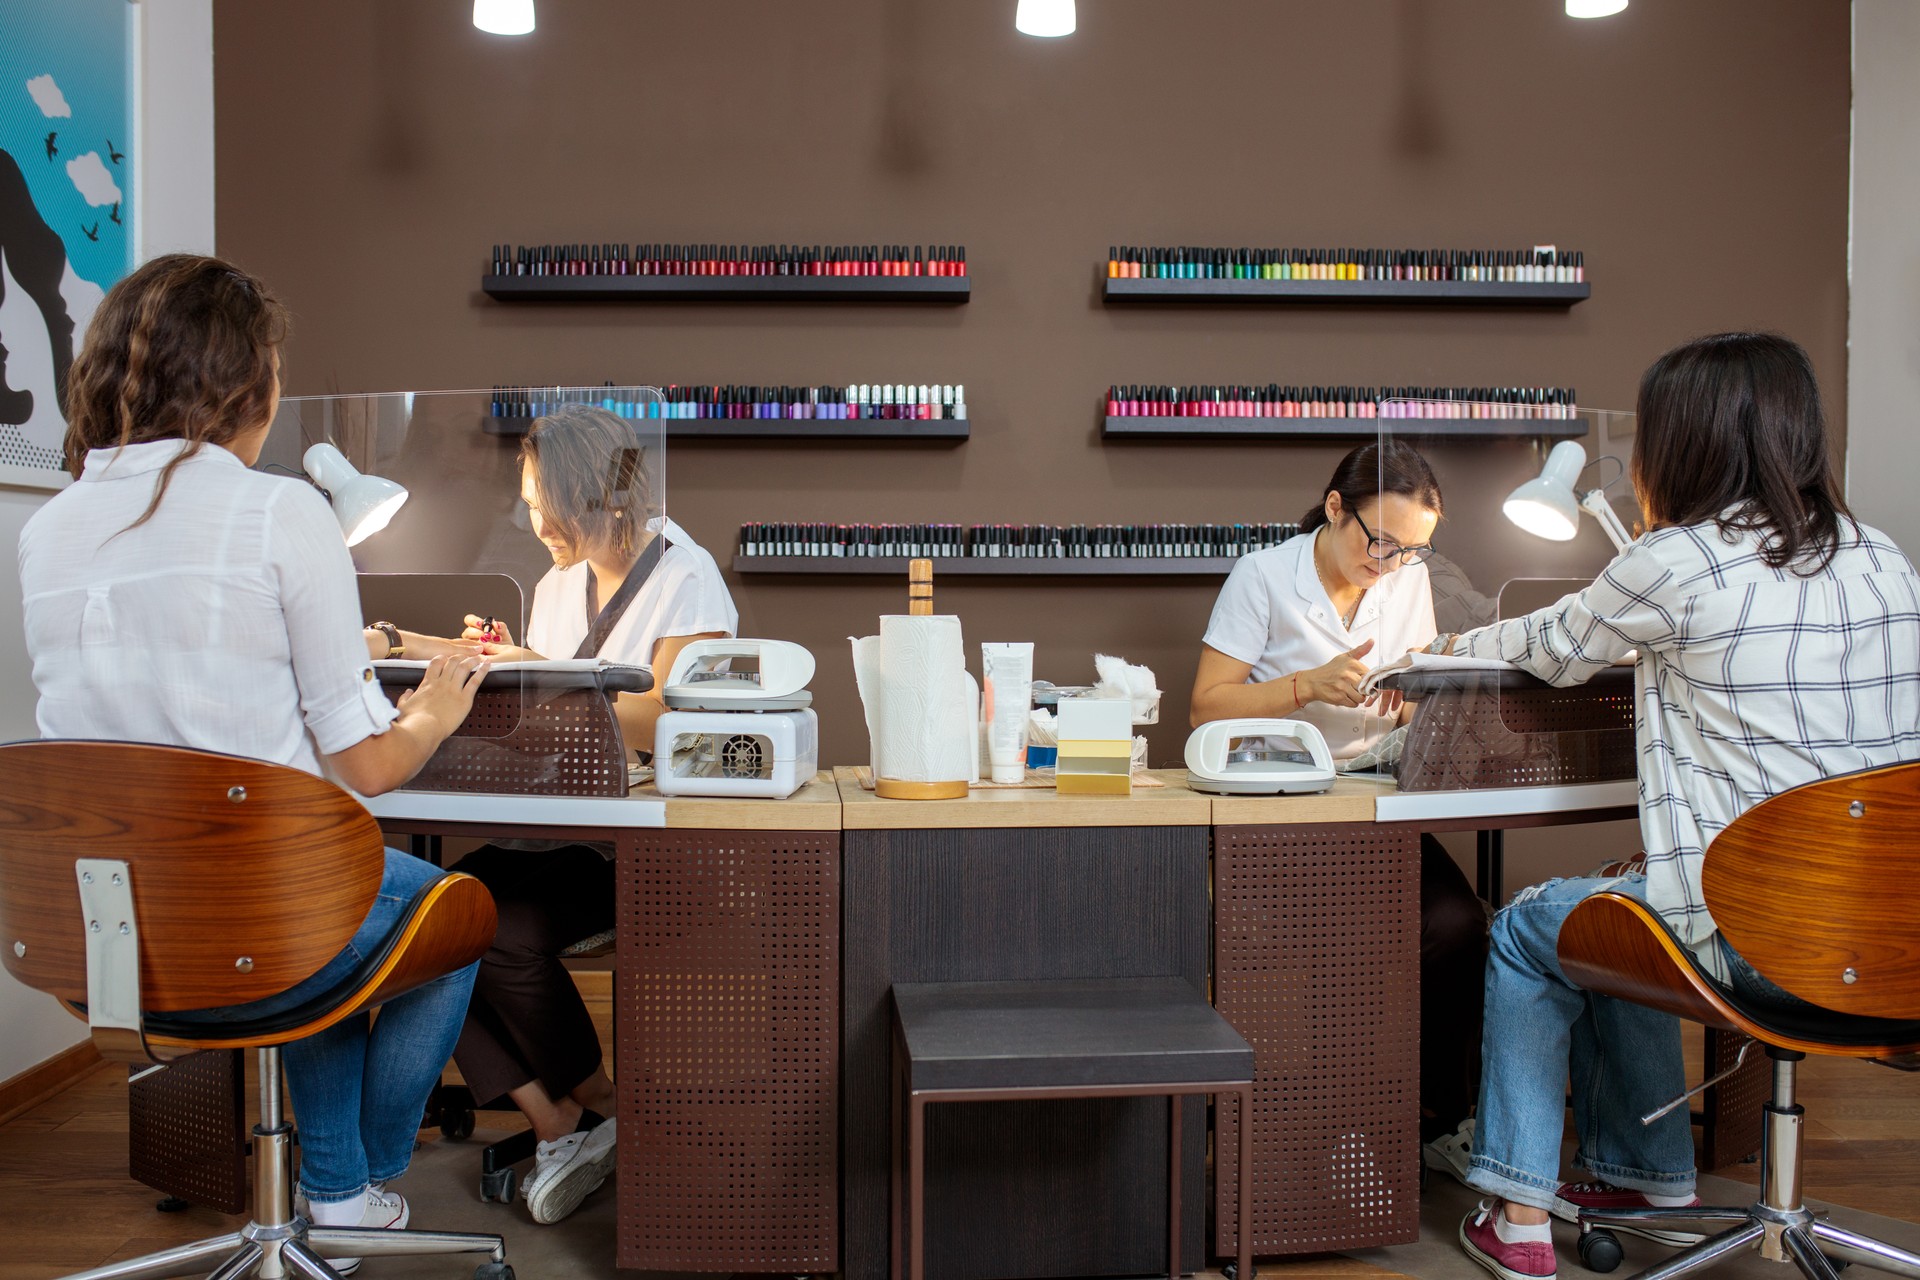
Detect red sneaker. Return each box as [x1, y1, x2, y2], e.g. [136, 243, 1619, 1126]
[1555, 1181, 1705, 1246]
[1461, 1200, 1558, 1280]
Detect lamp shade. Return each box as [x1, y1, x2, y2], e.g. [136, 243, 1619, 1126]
[303, 443, 409, 547]
[473, 0, 535, 35]
[1503, 440, 1587, 541]
[1566, 0, 1628, 16]
[1016, 0, 1076, 37]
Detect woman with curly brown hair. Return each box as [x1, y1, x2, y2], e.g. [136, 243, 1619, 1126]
[18, 253, 490, 1263]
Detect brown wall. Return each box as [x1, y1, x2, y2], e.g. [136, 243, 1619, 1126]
[213, 0, 1851, 769]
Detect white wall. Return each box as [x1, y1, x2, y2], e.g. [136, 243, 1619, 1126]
[1846, 1, 1920, 551]
[0, 0, 215, 1086]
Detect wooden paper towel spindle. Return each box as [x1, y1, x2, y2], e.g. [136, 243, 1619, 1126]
[908, 558, 933, 616]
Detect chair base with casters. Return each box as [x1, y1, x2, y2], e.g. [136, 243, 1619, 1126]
[1557, 890, 1920, 1280]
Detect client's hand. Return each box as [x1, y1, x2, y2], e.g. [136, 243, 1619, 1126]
[402, 629, 486, 661]
[462, 613, 516, 646]
[396, 654, 490, 734]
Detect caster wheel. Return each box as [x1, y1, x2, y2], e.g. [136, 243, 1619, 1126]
[480, 1166, 519, 1204]
[1223, 1264, 1259, 1280]
[155, 1196, 190, 1214]
[440, 1107, 476, 1141]
[474, 1265, 514, 1280]
[1578, 1228, 1624, 1273]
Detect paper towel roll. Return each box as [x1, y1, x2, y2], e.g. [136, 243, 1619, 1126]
[850, 615, 973, 787]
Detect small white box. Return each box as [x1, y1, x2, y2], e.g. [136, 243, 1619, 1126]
[1055, 697, 1132, 742]
[654, 708, 818, 799]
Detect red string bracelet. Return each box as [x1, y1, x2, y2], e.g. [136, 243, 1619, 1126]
[1292, 672, 1300, 708]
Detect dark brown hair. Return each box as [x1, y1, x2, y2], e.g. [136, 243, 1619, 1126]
[1299, 440, 1444, 533]
[1632, 332, 1847, 571]
[62, 253, 289, 531]
[521, 405, 659, 563]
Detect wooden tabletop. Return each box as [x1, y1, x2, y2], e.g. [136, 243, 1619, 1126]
[835, 766, 1217, 829]
[1205, 777, 1386, 825]
[633, 770, 845, 831]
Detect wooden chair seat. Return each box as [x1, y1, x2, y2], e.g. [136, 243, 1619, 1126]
[1558, 892, 1920, 1059]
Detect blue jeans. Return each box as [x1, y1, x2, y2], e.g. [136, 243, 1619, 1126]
[1466, 873, 1697, 1212]
[170, 849, 479, 1205]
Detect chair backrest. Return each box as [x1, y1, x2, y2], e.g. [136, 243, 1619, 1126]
[1703, 759, 1920, 1019]
[0, 740, 384, 1013]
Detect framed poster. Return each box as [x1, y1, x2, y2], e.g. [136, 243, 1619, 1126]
[0, 0, 134, 489]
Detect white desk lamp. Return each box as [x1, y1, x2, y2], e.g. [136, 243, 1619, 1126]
[1503, 440, 1632, 552]
[302, 443, 408, 547]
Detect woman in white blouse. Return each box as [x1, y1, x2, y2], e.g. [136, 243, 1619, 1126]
[1191, 441, 1489, 1151]
[18, 254, 490, 1254]
[1449, 333, 1920, 1280]
[446, 405, 739, 1226]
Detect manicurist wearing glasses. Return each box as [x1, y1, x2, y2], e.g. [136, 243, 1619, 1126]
[1191, 439, 1487, 1152]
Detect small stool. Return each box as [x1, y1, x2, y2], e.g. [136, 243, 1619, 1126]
[890, 976, 1254, 1280]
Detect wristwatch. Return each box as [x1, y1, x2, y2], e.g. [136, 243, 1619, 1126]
[370, 621, 404, 660]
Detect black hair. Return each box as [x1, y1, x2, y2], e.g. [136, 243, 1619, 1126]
[1299, 440, 1443, 532]
[1632, 332, 1847, 572]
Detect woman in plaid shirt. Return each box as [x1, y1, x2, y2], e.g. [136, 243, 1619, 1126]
[1447, 333, 1920, 1280]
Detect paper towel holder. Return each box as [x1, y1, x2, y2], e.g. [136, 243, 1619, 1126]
[874, 559, 970, 800]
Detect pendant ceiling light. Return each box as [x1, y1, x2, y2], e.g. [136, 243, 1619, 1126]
[473, 0, 535, 36]
[1016, 0, 1076, 38]
[1566, 0, 1627, 16]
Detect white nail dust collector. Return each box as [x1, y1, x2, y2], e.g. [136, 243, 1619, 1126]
[1183, 717, 1337, 795]
[653, 639, 819, 799]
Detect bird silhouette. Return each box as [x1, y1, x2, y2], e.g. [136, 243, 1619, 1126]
[108, 202, 121, 225]
[106, 139, 124, 165]
[44, 132, 57, 160]
[81, 222, 98, 242]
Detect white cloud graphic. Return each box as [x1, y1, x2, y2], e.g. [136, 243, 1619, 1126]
[66, 152, 121, 207]
[26, 74, 71, 118]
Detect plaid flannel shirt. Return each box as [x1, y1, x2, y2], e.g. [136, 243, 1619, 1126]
[1458, 516, 1920, 976]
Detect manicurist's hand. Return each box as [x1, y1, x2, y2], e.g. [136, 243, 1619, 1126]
[1301, 639, 1375, 708]
[462, 613, 516, 645]
[395, 654, 491, 735]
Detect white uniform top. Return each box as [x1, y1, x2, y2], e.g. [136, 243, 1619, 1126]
[19, 440, 397, 776]
[1202, 529, 1438, 760]
[525, 519, 737, 665]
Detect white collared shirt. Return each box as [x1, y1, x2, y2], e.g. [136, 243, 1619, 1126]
[525, 518, 737, 664]
[18, 439, 397, 776]
[1202, 530, 1438, 759]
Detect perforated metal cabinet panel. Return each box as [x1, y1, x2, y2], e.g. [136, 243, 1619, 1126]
[1214, 824, 1421, 1256]
[1398, 675, 1635, 792]
[381, 684, 628, 796]
[616, 830, 839, 1273]
[1700, 1027, 1768, 1168]
[128, 1050, 247, 1214]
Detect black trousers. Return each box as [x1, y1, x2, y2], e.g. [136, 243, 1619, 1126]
[1420, 833, 1490, 1140]
[449, 844, 613, 1110]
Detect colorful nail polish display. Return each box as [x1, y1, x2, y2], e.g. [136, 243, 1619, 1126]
[738, 522, 1299, 559]
[490, 383, 965, 422]
[490, 242, 967, 278]
[1104, 385, 1578, 419]
[1105, 245, 1583, 282]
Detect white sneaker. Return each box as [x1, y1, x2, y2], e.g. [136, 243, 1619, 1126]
[307, 1186, 409, 1276]
[1424, 1117, 1476, 1189]
[523, 1116, 617, 1225]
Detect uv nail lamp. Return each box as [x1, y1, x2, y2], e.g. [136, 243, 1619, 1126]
[654, 639, 819, 798]
[1183, 717, 1336, 796]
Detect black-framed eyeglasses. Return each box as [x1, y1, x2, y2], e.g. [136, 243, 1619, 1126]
[1352, 508, 1436, 565]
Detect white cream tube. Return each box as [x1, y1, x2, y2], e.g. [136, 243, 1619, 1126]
[981, 642, 1035, 784]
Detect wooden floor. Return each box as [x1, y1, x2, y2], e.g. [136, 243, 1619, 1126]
[1, 974, 1913, 1278]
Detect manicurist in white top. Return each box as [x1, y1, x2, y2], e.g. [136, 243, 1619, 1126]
[17, 254, 490, 1244]
[447, 404, 738, 1227]
[1190, 441, 1488, 1149]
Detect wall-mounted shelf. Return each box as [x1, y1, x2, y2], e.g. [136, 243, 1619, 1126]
[481, 275, 970, 303]
[732, 555, 1237, 577]
[483, 416, 968, 440]
[1102, 278, 1588, 306]
[1101, 416, 1588, 440]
